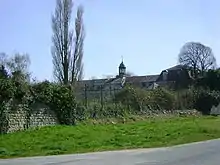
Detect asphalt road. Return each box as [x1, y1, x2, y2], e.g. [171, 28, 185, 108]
[1, 139, 220, 165]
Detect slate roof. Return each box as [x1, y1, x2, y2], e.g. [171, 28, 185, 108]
[77, 78, 107, 87]
[126, 75, 159, 83]
[77, 77, 125, 87]
[165, 64, 189, 71]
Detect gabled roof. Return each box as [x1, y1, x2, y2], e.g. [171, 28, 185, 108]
[144, 75, 160, 82]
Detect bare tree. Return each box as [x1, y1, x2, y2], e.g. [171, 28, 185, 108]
[7, 53, 31, 75]
[178, 42, 216, 77]
[0, 52, 31, 81]
[51, 0, 85, 85]
[0, 53, 8, 67]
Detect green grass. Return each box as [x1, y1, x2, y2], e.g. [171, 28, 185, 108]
[0, 116, 220, 158]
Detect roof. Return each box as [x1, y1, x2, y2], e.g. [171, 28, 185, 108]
[165, 64, 189, 71]
[77, 76, 125, 87]
[126, 75, 159, 83]
[76, 78, 107, 86]
[77, 74, 160, 88]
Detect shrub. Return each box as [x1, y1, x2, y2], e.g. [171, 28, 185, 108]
[195, 69, 220, 91]
[0, 105, 9, 134]
[114, 85, 176, 112]
[148, 87, 176, 110]
[83, 101, 124, 119]
[30, 80, 53, 104]
[175, 88, 195, 110]
[31, 82, 77, 125]
[193, 88, 220, 115]
[0, 78, 16, 134]
[51, 85, 77, 125]
[114, 85, 149, 112]
[75, 101, 87, 121]
[102, 102, 127, 118]
[0, 78, 16, 102]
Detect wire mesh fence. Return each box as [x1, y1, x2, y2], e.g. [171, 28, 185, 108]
[75, 84, 122, 107]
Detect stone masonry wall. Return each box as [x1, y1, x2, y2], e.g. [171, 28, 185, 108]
[7, 103, 58, 133]
[210, 103, 220, 116]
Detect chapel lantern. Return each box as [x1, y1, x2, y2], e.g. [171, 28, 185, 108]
[119, 61, 126, 77]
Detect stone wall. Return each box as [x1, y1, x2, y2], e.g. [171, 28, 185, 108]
[7, 103, 58, 133]
[210, 103, 220, 116]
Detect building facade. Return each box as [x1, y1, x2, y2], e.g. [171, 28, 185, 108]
[75, 61, 194, 100]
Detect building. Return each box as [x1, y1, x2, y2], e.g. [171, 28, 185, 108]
[78, 61, 192, 90]
[75, 61, 193, 100]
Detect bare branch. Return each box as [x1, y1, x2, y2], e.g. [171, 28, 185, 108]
[178, 42, 216, 77]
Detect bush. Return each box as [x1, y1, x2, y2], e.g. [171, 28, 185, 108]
[114, 85, 176, 112]
[175, 88, 195, 110]
[75, 102, 87, 121]
[0, 78, 16, 102]
[31, 82, 77, 125]
[102, 102, 127, 118]
[30, 80, 53, 104]
[114, 85, 148, 112]
[84, 101, 127, 119]
[148, 87, 176, 110]
[195, 69, 220, 91]
[193, 88, 220, 115]
[0, 78, 16, 134]
[0, 106, 9, 134]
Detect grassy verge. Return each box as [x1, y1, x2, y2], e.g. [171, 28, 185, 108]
[0, 116, 220, 158]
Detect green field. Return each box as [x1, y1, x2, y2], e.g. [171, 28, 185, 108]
[0, 116, 220, 158]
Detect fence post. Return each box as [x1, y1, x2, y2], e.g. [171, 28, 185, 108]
[100, 85, 104, 110]
[84, 84, 88, 107]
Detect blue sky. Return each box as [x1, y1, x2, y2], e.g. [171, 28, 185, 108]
[0, 0, 220, 81]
